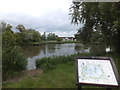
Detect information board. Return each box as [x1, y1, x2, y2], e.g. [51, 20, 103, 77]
[76, 57, 119, 87]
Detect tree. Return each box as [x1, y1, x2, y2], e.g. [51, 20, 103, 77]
[2, 25, 27, 80]
[16, 24, 26, 32]
[1, 21, 7, 32]
[70, 2, 120, 53]
[28, 29, 41, 42]
[16, 25, 41, 44]
[1, 22, 13, 33]
[47, 33, 58, 41]
[41, 32, 46, 41]
[56, 37, 62, 42]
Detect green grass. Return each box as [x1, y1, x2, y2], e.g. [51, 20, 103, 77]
[3, 61, 76, 88]
[2, 61, 105, 88]
[3, 53, 120, 88]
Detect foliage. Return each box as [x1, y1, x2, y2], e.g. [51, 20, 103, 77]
[47, 33, 58, 41]
[2, 24, 27, 80]
[70, 2, 120, 53]
[1, 22, 13, 33]
[16, 24, 26, 32]
[27, 29, 41, 42]
[56, 37, 62, 42]
[41, 33, 62, 42]
[16, 24, 41, 45]
[2, 46, 27, 80]
[36, 55, 74, 71]
[41, 32, 46, 41]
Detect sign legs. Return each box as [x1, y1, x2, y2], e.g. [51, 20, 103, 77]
[106, 88, 112, 90]
[78, 85, 82, 90]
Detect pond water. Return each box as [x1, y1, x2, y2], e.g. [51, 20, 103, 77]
[22, 43, 90, 70]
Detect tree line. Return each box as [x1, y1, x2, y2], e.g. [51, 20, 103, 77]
[2, 22, 62, 45]
[70, 2, 120, 54]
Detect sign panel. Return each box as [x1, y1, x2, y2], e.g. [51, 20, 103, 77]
[76, 57, 119, 87]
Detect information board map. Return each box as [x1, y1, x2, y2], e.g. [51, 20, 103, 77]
[78, 59, 118, 86]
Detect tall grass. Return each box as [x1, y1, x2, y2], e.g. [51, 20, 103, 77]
[36, 55, 75, 71]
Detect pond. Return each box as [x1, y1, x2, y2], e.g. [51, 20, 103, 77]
[21, 43, 90, 70]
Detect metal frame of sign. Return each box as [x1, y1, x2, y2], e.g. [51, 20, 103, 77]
[76, 56, 120, 88]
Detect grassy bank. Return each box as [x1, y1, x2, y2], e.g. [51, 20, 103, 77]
[3, 53, 120, 88]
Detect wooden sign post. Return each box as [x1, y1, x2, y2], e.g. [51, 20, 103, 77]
[76, 57, 120, 90]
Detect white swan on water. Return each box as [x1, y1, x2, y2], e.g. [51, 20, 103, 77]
[105, 47, 111, 53]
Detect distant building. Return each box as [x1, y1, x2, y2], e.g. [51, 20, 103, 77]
[59, 37, 76, 41]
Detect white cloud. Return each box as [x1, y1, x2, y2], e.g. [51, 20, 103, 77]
[0, 0, 72, 17]
[0, 0, 82, 37]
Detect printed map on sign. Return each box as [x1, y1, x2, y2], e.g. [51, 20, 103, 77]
[78, 59, 118, 86]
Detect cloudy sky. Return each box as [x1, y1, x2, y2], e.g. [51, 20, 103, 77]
[0, 0, 82, 37]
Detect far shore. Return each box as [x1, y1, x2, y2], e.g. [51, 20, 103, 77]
[19, 41, 81, 46]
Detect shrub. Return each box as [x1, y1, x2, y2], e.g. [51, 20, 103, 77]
[2, 46, 27, 72]
[36, 55, 74, 71]
[2, 31, 27, 80]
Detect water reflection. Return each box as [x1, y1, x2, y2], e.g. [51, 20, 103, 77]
[90, 44, 106, 55]
[74, 43, 83, 53]
[22, 43, 89, 70]
[47, 44, 56, 53]
[21, 46, 41, 58]
[75, 43, 90, 53]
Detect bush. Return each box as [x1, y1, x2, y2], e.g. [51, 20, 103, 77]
[2, 31, 27, 80]
[2, 46, 27, 71]
[36, 55, 74, 71]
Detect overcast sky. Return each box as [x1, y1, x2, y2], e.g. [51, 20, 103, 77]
[0, 0, 82, 37]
